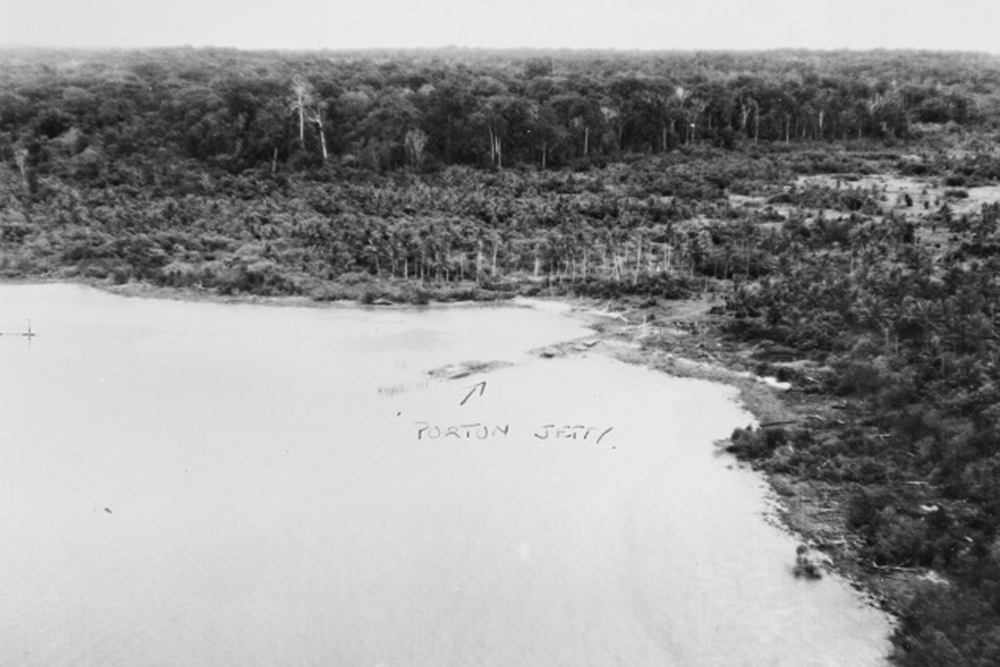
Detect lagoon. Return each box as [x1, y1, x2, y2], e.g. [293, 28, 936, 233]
[0, 283, 890, 666]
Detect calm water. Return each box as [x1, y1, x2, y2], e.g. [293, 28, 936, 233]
[0, 283, 891, 666]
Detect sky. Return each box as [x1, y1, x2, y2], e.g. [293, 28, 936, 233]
[0, 0, 998, 53]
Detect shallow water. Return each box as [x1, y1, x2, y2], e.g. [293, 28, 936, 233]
[0, 283, 891, 666]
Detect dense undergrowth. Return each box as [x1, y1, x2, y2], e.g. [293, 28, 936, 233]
[723, 201, 1000, 664]
[4, 46, 1000, 665]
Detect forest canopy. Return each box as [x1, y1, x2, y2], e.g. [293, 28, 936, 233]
[1, 47, 998, 177]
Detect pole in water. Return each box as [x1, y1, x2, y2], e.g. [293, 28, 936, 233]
[0, 320, 36, 339]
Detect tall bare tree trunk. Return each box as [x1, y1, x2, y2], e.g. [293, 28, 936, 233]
[311, 110, 328, 161]
[292, 76, 309, 145]
[739, 100, 751, 138]
[318, 124, 328, 161]
[15, 149, 29, 191]
[633, 237, 642, 286]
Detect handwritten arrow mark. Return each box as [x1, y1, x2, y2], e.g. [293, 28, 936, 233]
[460, 381, 487, 407]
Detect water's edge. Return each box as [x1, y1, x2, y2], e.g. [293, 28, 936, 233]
[0, 285, 896, 665]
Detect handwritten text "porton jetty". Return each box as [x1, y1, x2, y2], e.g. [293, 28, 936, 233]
[415, 422, 614, 445]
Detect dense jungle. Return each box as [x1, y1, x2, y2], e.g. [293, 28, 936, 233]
[3, 46, 1000, 665]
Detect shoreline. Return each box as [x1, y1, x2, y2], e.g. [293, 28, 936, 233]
[4, 277, 908, 626]
[571, 298, 917, 621]
[484, 286, 915, 626]
[0, 276, 519, 310]
[0, 275, 899, 665]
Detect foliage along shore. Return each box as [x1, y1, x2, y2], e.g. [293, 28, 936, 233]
[5, 46, 1000, 665]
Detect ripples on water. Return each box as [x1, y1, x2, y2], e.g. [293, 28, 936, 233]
[0, 284, 890, 666]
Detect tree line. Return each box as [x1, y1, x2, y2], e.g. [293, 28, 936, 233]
[2, 47, 998, 181]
